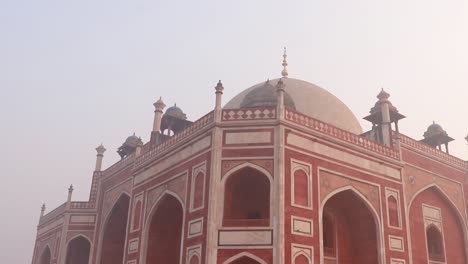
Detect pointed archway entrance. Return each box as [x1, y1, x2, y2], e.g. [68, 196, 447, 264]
[145, 194, 184, 264]
[100, 194, 130, 264]
[65, 236, 91, 264]
[322, 189, 380, 264]
[230, 256, 262, 264]
[39, 246, 51, 264]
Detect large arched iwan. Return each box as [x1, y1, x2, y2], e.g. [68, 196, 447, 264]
[409, 186, 467, 264]
[223, 166, 270, 227]
[146, 194, 184, 264]
[65, 236, 91, 264]
[100, 194, 130, 264]
[39, 246, 51, 264]
[229, 256, 263, 264]
[322, 189, 379, 264]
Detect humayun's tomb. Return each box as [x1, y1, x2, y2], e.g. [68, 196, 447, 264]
[32, 52, 468, 264]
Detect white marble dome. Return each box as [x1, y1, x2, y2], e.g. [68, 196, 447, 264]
[224, 78, 363, 134]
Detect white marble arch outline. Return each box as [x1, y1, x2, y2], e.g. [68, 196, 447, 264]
[293, 252, 313, 264]
[407, 183, 468, 263]
[222, 251, 268, 264]
[64, 234, 93, 264]
[139, 190, 186, 264]
[319, 185, 384, 264]
[219, 162, 274, 228]
[95, 192, 131, 264]
[37, 244, 52, 264]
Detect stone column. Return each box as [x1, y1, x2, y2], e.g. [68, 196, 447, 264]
[95, 144, 106, 172]
[276, 78, 285, 120]
[66, 184, 74, 210]
[135, 140, 143, 157]
[378, 89, 392, 147]
[214, 80, 224, 123]
[40, 203, 46, 219]
[153, 97, 166, 133]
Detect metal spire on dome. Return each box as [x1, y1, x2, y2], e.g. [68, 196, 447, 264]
[281, 47, 288, 78]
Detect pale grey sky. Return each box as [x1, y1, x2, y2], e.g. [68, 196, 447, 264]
[1, 0, 467, 262]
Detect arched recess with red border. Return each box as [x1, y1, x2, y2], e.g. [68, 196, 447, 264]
[65, 235, 91, 264]
[221, 163, 272, 227]
[39, 245, 52, 264]
[98, 193, 130, 264]
[141, 191, 185, 264]
[320, 186, 382, 264]
[408, 184, 467, 264]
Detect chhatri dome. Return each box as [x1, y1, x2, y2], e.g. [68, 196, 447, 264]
[224, 49, 363, 134]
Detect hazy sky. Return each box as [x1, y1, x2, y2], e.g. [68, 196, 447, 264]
[1, 0, 468, 262]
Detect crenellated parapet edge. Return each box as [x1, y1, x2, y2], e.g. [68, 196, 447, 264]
[284, 108, 401, 161]
[134, 110, 214, 169]
[38, 203, 67, 227]
[399, 133, 468, 171]
[222, 107, 276, 121]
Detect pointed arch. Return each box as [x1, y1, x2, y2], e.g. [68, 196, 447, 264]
[222, 252, 268, 264]
[408, 183, 466, 224]
[292, 168, 310, 208]
[293, 252, 311, 264]
[188, 253, 200, 264]
[65, 235, 91, 264]
[140, 191, 185, 264]
[38, 245, 51, 264]
[97, 192, 131, 264]
[408, 184, 468, 263]
[222, 162, 273, 183]
[320, 185, 383, 264]
[426, 224, 445, 262]
[321, 185, 381, 221]
[222, 163, 272, 227]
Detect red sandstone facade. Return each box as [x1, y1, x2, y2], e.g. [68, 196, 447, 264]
[31, 72, 468, 264]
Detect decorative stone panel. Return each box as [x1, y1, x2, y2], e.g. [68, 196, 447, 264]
[291, 216, 313, 237]
[188, 217, 203, 238]
[218, 229, 273, 246]
[291, 243, 313, 264]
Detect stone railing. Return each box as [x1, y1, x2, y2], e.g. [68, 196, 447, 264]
[135, 111, 215, 168]
[70, 201, 94, 209]
[102, 153, 135, 179]
[39, 202, 66, 225]
[399, 134, 467, 169]
[222, 107, 276, 121]
[285, 109, 400, 160]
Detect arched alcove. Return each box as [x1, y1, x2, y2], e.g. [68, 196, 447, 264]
[409, 186, 466, 264]
[294, 254, 310, 264]
[65, 236, 91, 264]
[192, 171, 205, 209]
[100, 194, 130, 264]
[426, 225, 445, 262]
[293, 169, 309, 207]
[223, 166, 270, 227]
[387, 195, 399, 227]
[189, 254, 200, 264]
[133, 200, 142, 230]
[39, 246, 51, 264]
[145, 194, 183, 264]
[322, 189, 379, 264]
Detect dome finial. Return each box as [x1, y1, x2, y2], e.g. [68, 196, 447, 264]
[281, 47, 288, 78]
